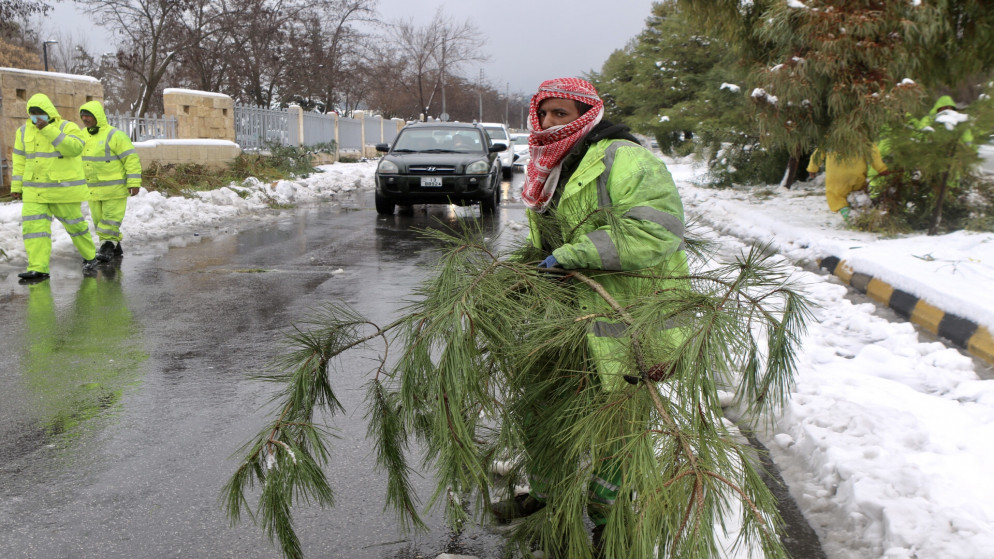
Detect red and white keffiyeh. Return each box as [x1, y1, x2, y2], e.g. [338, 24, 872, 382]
[522, 77, 604, 212]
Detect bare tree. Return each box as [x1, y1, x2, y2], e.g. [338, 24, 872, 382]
[228, 0, 301, 106]
[389, 7, 486, 120]
[311, 0, 376, 112]
[80, 0, 231, 116]
[47, 31, 98, 75]
[0, 3, 47, 70]
[175, 9, 240, 93]
[0, 0, 48, 36]
[363, 50, 414, 119]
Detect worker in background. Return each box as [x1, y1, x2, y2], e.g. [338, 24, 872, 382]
[79, 100, 142, 262]
[807, 144, 887, 223]
[10, 93, 98, 282]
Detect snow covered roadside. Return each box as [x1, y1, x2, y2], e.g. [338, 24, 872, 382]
[3, 152, 994, 558]
[670, 158, 994, 334]
[0, 161, 378, 265]
[670, 157, 994, 559]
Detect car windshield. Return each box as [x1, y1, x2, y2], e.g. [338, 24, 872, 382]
[513, 135, 529, 145]
[393, 128, 485, 153]
[484, 126, 508, 141]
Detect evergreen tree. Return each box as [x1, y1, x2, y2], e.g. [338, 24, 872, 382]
[592, 2, 793, 186]
[223, 224, 811, 559]
[674, 0, 994, 226]
[592, 3, 719, 151]
[868, 88, 994, 234]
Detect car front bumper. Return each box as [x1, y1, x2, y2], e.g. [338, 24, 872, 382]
[376, 173, 497, 204]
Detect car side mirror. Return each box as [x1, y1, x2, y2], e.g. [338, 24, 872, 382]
[376, 143, 389, 152]
[489, 144, 506, 152]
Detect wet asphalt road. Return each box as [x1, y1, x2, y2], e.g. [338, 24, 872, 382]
[0, 171, 827, 559]
[0, 181, 525, 559]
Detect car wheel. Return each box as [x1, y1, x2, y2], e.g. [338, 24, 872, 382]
[375, 193, 395, 215]
[480, 183, 499, 215]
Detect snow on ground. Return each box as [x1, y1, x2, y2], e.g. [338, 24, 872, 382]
[2, 155, 993, 558]
[669, 156, 994, 559]
[0, 161, 378, 264]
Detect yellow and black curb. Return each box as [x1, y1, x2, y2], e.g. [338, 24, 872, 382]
[818, 256, 994, 367]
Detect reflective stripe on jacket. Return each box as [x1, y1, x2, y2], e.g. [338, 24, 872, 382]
[528, 139, 690, 391]
[79, 100, 142, 200]
[11, 93, 88, 203]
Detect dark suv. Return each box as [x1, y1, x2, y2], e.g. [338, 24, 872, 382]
[374, 122, 505, 215]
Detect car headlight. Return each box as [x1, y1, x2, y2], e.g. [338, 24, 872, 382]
[466, 160, 489, 174]
[378, 159, 399, 174]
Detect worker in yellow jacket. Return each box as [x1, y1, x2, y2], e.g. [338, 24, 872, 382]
[807, 145, 887, 222]
[79, 101, 142, 262]
[11, 93, 98, 282]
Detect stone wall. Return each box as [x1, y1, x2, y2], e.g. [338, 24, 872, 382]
[155, 89, 240, 169]
[0, 68, 103, 193]
[163, 88, 235, 141]
[134, 139, 241, 170]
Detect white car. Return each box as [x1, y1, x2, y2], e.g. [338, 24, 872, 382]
[481, 122, 514, 178]
[510, 132, 530, 172]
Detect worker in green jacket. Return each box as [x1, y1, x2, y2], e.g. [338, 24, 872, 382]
[11, 93, 98, 282]
[915, 95, 975, 146]
[807, 145, 887, 222]
[79, 101, 142, 262]
[494, 77, 690, 554]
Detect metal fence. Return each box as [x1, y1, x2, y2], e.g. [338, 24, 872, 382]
[301, 111, 336, 148]
[106, 112, 177, 142]
[234, 103, 290, 149]
[338, 116, 363, 152]
[383, 120, 400, 145]
[231, 103, 402, 152]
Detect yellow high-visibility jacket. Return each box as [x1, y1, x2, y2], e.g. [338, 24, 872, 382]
[807, 147, 887, 212]
[11, 93, 88, 203]
[79, 100, 142, 199]
[528, 136, 690, 391]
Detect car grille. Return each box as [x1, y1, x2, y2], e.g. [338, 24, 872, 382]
[408, 165, 456, 174]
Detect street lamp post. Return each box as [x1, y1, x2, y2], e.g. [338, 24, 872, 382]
[43, 40, 58, 72]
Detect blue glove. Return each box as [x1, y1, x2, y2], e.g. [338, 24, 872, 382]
[539, 255, 558, 268]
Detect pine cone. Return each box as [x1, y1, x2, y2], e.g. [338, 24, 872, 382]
[624, 363, 673, 385]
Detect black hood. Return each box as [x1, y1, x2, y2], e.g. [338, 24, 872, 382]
[584, 120, 640, 145]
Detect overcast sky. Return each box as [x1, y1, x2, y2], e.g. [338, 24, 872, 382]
[371, 0, 655, 95]
[48, 0, 655, 97]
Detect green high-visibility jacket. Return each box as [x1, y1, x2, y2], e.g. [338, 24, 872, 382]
[11, 93, 88, 203]
[527, 138, 690, 391]
[79, 100, 142, 199]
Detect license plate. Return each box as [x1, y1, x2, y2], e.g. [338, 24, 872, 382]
[420, 176, 443, 187]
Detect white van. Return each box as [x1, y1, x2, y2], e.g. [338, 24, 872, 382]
[480, 122, 514, 178]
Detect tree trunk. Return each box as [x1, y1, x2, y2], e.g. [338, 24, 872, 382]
[780, 156, 799, 190]
[928, 169, 951, 236]
[928, 144, 959, 236]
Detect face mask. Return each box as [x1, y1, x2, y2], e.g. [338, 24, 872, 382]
[30, 114, 50, 124]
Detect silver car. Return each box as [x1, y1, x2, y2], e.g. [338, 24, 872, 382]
[480, 122, 514, 179]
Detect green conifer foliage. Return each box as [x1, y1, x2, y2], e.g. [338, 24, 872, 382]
[592, 2, 773, 184]
[743, 1, 928, 160]
[593, 3, 726, 152]
[223, 222, 811, 559]
[676, 0, 994, 162]
[868, 86, 994, 234]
